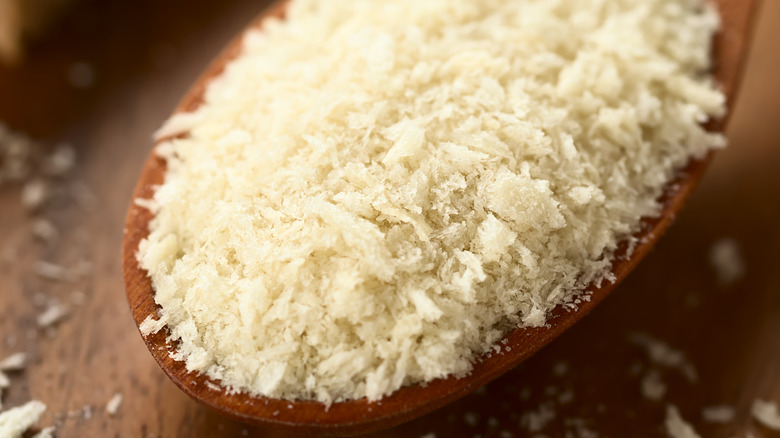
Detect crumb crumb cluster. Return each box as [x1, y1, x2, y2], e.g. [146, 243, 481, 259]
[140, 0, 725, 402]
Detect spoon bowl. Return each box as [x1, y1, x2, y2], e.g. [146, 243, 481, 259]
[122, 0, 757, 434]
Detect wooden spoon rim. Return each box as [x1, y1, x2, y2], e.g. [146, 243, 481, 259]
[121, 0, 757, 434]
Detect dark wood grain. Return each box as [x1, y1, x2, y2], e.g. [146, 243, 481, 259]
[120, 0, 759, 435]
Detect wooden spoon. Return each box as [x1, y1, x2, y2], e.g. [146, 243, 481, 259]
[122, 0, 757, 435]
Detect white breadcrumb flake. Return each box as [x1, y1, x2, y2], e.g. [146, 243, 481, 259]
[0, 122, 78, 214]
[0, 353, 27, 371]
[641, 370, 666, 401]
[139, 315, 167, 336]
[521, 403, 556, 433]
[21, 180, 49, 210]
[0, 123, 37, 184]
[552, 361, 569, 377]
[666, 405, 701, 438]
[31, 219, 58, 244]
[709, 238, 745, 285]
[42, 144, 76, 176]
[134, 198, 159, 213]
[140, 0, 726, 402]
[153, 112, 204, 141]
[106, 393, 123, 416]
[33, 261, 76, 283]
[37, 304, 70, 328]
[558, 389, 574, 404]
[751, 399, 780, 431]
[629, 333, 697, 382]
[565, 418, 598, 438]
[701, 405, 734, 423]
[0, 400, 46, 438]
[32, 426, 56, 438]
[463, 412, 480, 427]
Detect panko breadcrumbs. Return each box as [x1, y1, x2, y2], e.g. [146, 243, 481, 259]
[139, 0, 726, 403]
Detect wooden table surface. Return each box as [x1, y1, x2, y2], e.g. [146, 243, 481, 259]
[0, 1, 778, 437]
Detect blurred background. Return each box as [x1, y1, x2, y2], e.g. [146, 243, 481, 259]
[0, 0, 777, 436]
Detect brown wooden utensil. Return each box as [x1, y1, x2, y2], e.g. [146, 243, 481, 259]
[122, 0, 757, 435]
